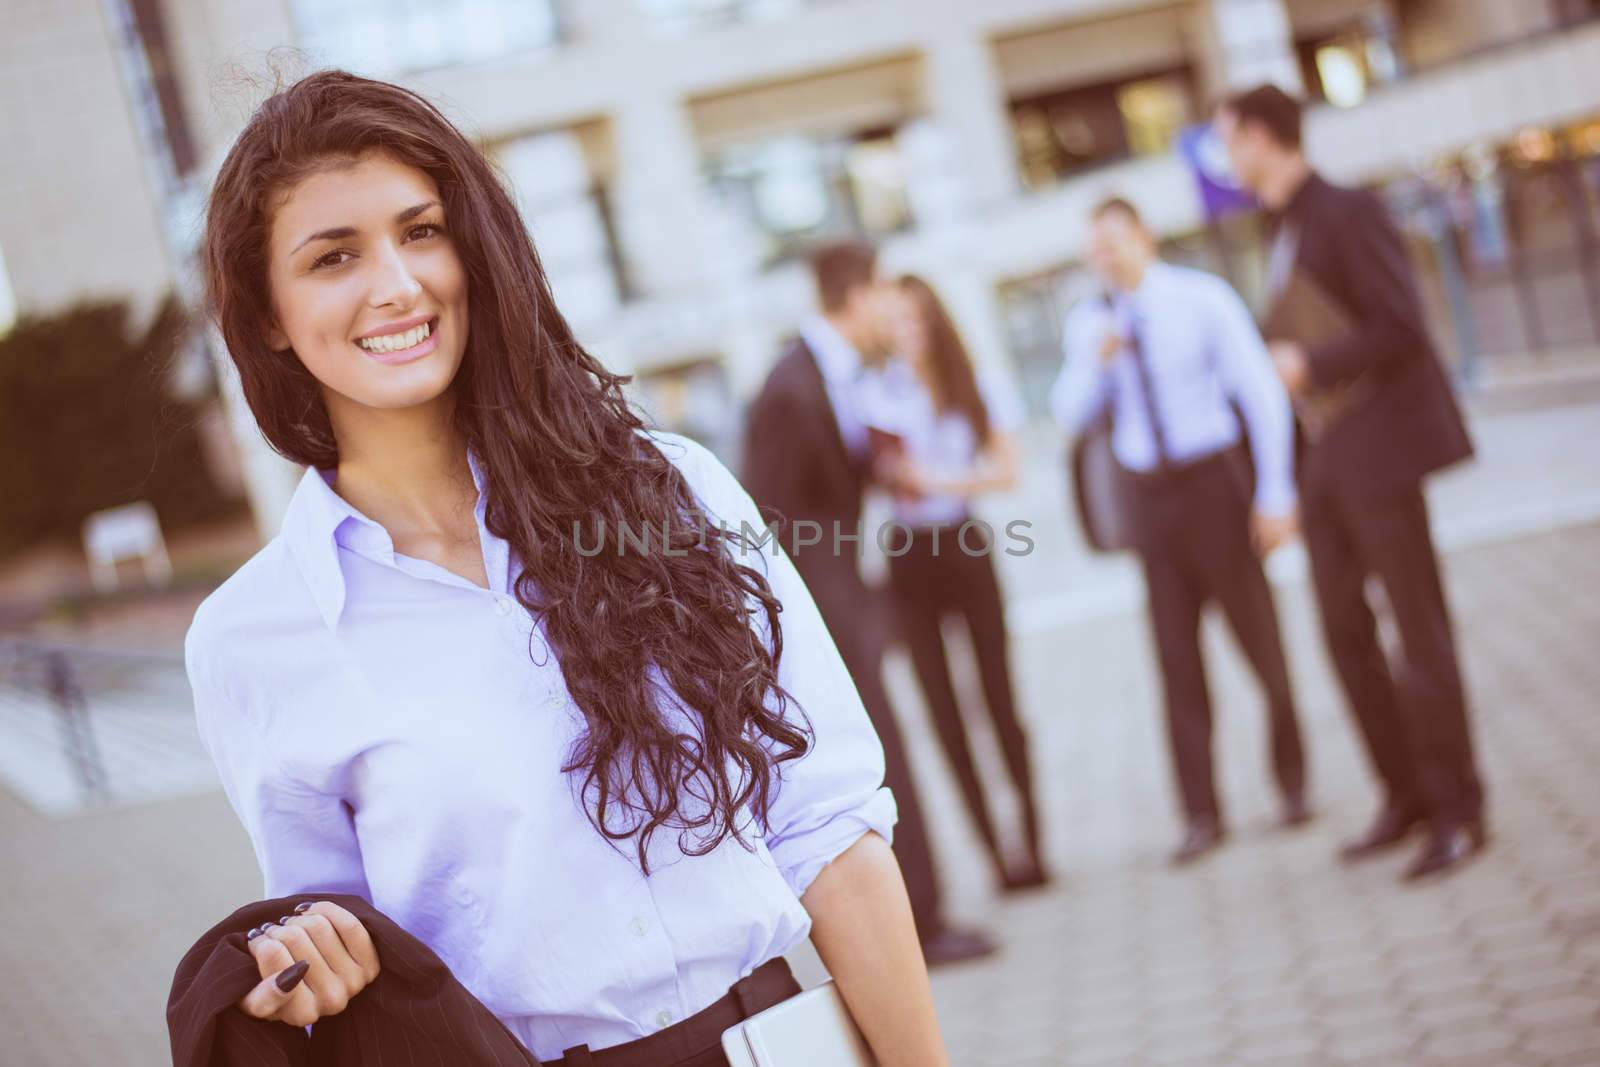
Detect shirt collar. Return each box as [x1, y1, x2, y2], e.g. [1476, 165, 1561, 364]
[798, 315, 863, 386]
[282, 446, 490, 631]
[1107, 260, 1170, 313]
[1133, 260, 1171, 299]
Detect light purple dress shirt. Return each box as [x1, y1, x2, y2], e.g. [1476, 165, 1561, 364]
[1049, 261, 1297, 517]
[183, 430, 897, 1061]
[860, 358, 1026, 527]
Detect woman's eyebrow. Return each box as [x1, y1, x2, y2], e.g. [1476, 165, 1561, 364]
[290, 200, 442, 255]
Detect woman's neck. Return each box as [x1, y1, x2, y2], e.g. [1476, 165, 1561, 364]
[326, 389, 478, 544]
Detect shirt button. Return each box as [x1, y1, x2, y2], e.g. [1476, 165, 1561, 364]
[655, 1009, 674, 1029]
[628, 916, 649, 937]
[495, 597, 514, 616]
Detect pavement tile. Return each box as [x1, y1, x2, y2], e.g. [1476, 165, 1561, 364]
[1505, 993, 1600, 1028]
[9, 503, 1600, 1066]
[1523, 1025, 1600, 1060]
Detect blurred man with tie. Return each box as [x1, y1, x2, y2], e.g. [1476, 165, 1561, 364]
[1216, 85, 1485, 881]
[1051, 197, 1307, 866]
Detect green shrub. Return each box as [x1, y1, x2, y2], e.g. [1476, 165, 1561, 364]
[0, 295, 246, 562]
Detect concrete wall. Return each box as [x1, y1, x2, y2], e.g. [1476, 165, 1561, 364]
[1401, 0, 1563, 71]
[0, 0, 172, 319]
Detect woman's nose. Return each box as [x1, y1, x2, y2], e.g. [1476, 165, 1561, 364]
[368, 242, 423, 307]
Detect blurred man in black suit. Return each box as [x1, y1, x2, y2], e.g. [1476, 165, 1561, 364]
[742, 241, 997, 964]
[1216, 85, 1486, 881]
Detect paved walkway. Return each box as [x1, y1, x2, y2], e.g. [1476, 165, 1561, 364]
[914, 521, 1600, 1066]
[3, 402, 1599, 1064]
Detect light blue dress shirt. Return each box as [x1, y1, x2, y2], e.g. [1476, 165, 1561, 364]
[183, 431, 896, 1061]
[1049, 261, 1296, 516]
[860, 358, 1025, 526]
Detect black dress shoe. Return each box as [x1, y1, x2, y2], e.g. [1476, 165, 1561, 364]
[920, 925, 1000, 968]
[1339, 804, 1426, 863]
[1403, 820, 1488, 882]
[1169, 820, 1226, 867]
[1000, 858, 1053, 894]
[1281, 794, 1314, 828]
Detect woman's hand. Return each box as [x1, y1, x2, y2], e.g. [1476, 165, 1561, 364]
[236, 901, 381, 1027]
[874, 452, 931, 499]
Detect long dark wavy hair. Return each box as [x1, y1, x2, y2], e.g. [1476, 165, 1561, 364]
[202, 69, 810, 872]
[897, 275, 991, 447]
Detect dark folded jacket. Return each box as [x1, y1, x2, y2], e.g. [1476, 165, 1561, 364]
[167, 893, 541, 1066]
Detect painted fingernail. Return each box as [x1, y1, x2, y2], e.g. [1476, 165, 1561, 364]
[246, 926, 265, 941]
[278, 916, 293, 925]
[293, 902, 314, 914]
[275, 960, 310, 993]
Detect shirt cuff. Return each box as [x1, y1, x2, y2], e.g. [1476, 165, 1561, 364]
[1253, 477, 1298, 518]
[770, 786, 898, 899]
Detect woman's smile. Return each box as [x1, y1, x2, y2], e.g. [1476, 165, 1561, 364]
[355, 314, 441, 365]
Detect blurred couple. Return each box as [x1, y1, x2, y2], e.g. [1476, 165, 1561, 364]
[743, 243, 1049, 966]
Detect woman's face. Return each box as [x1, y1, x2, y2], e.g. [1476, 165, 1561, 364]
[265, 152, 470, 418]
[883, 286, 931, 377]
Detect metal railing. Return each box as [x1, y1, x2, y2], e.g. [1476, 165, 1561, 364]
[0, 635, 200, 814]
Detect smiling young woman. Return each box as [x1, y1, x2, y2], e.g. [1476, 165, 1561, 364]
[189, 70, 950, 1066]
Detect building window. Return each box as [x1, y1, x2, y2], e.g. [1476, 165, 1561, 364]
[631, 357, 737, 455]
[292, 0, 561, 77]
[125, 0, 197, 178]
[1010, 68, 1196, 190]
[706, 130, 911, 264]
[493, 130, 627, 328]
[1296, 14, 1403, 109]
[637, 0, 836, 34]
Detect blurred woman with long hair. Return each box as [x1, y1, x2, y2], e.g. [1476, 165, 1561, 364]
[185, 69, 949, 1067]
[873, 275, 1049, 892]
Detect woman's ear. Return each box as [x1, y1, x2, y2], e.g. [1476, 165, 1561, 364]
[268, 319, 290, 352]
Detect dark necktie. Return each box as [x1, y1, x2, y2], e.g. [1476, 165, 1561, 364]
[1117, 300, 1172, 471]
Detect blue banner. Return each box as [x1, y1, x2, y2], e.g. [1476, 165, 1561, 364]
[1178, 123, 1257, 221]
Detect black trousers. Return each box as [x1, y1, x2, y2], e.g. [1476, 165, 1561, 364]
[1301, 474, 1484, 827]
[1130, 450, 1306, 824]
[886, 524, 1042, 875]
[813, 579, 945, 938]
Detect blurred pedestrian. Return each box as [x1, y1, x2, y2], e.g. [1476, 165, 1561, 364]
[1051, 197, 1307, 866]
[186, 71, 953, 1066]
[1216, 85, 1485, 881]
[742, 241, 999, 966]
[866, 274, 1050, 893]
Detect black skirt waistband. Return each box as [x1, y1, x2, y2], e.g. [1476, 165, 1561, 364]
[546, 957, 800, 1067]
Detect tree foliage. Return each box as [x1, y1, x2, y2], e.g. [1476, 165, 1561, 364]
[0, 295, 245, 561]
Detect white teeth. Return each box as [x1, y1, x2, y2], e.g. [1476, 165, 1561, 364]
[358, 319, 432, 353]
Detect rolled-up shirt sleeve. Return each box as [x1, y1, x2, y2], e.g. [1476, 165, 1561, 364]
[658, 433, 897, 898]
[185, 606, 372, 901]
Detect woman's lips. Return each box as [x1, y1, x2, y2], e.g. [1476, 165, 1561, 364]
[356, 316, 440, 365]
